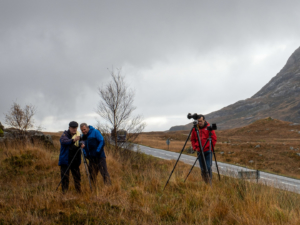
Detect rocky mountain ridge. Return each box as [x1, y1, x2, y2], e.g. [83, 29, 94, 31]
[170, 46, 300, 131]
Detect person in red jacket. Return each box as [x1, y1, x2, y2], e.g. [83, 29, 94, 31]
[190, 114, 217, 183]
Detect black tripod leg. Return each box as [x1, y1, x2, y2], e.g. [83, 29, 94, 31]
[184, 157, 197, 182]
[184, 139, 209, 182]
[163, 128, 193, 191]
[212, 144, 220, 181]
[55, 148, 81, 191]
[81, 149, 93, 192]
[207, 139, 212, 186]
[195, 127, 211, 186]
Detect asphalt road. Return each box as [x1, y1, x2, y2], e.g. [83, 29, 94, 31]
[130, 144, 300, 194]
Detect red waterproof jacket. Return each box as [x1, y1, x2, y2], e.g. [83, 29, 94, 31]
[190, 122, 217, 152]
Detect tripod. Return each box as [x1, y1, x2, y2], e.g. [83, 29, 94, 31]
[163, 121, 210, 190]
[184, 129, 220, 183]
[55, 147, 93, 192]
[81, 147, 93, 192]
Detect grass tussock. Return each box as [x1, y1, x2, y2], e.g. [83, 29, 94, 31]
[0, 140, 300, 224]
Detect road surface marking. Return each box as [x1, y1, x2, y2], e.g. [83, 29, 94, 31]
[260, 177, 273, 181]
[281, 182, 298, 187]
[157, 157, 168, 159]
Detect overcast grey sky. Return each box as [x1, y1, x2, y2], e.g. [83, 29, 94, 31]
[1, 1, 300, 131]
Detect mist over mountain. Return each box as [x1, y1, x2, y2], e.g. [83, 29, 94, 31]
[170, 46, 300, 131]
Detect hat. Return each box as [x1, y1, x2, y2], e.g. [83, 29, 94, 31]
[69, 121, 78, 128]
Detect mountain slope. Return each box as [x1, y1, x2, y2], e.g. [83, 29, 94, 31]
[170, 46, 300, 131]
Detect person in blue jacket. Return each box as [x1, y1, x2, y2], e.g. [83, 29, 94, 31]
[59, 121, 82, 193]
[80, 123, 111, 185]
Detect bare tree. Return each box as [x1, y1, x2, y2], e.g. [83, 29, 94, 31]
[5, 102, 36, 134]
[96, 69, 146, 148]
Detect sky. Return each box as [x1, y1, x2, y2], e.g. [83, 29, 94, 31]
[1, 1, 300, 132]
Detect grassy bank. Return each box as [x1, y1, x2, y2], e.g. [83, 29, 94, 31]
[0, 137, 300, 224]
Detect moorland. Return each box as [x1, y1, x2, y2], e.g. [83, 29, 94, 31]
[0, 121, 300, 224]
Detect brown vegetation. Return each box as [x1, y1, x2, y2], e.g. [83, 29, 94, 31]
[134, 118, 300, 179]
[0, 130, 300, 224]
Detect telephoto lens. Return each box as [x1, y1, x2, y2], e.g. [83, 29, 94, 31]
[187, 113, 200, 120]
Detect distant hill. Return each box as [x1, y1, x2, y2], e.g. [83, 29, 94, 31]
[170, 46, 300, 131]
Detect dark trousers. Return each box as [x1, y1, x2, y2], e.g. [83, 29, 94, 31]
[197, 151, 212, 183]
[60, 165, 81, 193]
[88, 157, 111, 185]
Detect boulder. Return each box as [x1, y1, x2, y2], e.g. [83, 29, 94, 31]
[27, 130, 54, 147]
[0, 137, 5, 143]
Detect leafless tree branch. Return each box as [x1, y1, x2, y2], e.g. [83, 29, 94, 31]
[5, 102, 36, 134]
[96, 68, 146, 148]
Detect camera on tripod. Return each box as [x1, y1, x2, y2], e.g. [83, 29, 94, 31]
[207, 124, 217, 131]
[187, 113, 202, 120]
[164, 113, 220, 190]
[187, 113, 217, 131]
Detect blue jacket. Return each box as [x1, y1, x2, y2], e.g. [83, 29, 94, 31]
[58, 130, 81, 166]
[83, 126, 106, 158]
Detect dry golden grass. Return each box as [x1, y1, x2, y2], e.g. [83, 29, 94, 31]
[134, 118, 300, 179]
[0, 135, 300, 224]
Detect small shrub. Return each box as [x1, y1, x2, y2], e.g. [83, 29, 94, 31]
[185, 146, 194, 154]
[4, 152, 37, 168]
[159, 205, 177, 222]
[0, 128, 3, 137]
[130, 189, 140, 203]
